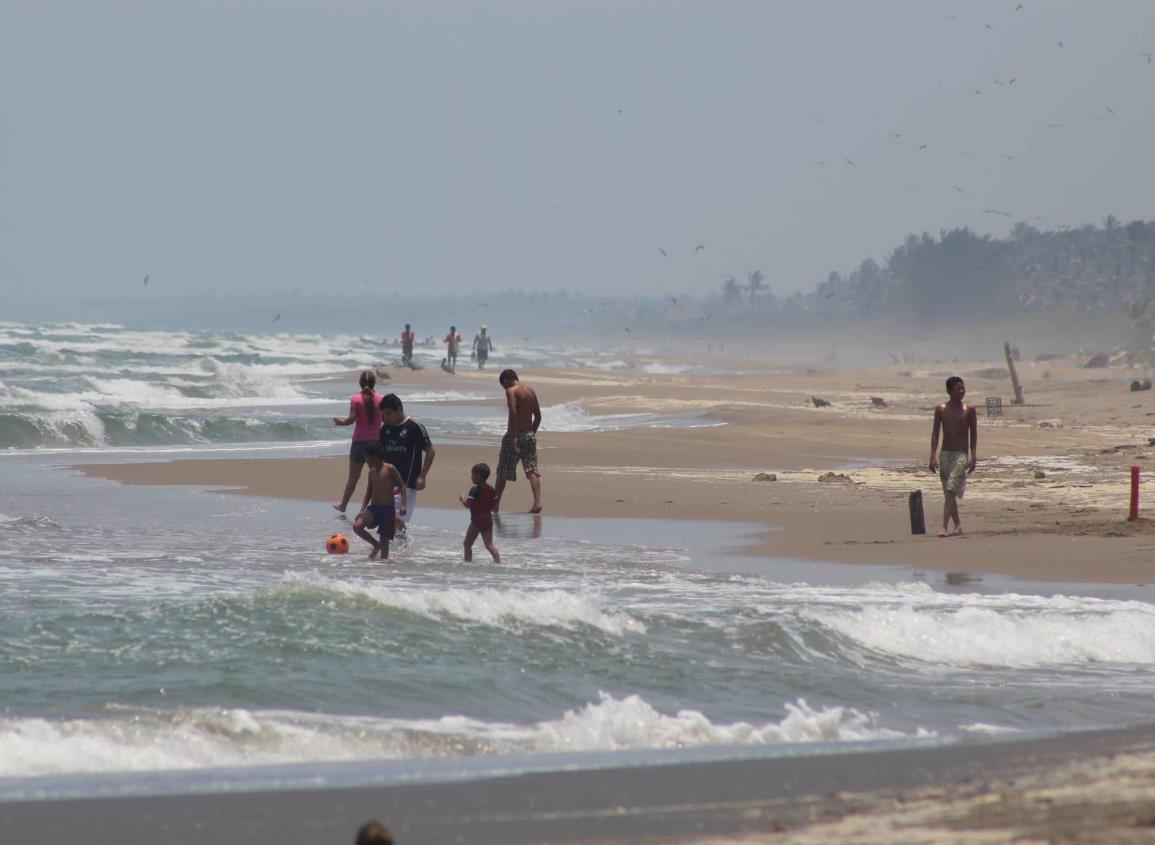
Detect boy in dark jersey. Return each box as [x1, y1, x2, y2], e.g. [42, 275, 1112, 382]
[352, 442, 407, 560]
[377, 393, 436, 538]
[460, 462, 501, 563]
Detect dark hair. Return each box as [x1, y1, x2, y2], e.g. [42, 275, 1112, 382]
[363, 442, 384, 460]
[450, 325, 456, 331]
[945, 376, 964, 392]
[404, 324, 410, 329]
[499, 369, 518, 384]
[355, 820, 394, 845]
[472, 462, 491, 482]
[378, 393, 403, 412]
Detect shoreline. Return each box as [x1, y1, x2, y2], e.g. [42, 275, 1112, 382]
[76, 389, 1155, 585]
[4, 723, 1155, 844]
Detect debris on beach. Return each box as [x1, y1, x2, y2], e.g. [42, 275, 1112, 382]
[1033, 469, 1047, 479]
[871, 396, 887, 408]
[1038, 419, 1063, 428]
[817, 472, 856, 484]
[752, 472, 778, 482]
[1083, 352, 1110, 368]
[811, 397, 832, 408]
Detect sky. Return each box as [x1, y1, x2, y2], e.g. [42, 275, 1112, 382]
[1, 0, 1153, 303]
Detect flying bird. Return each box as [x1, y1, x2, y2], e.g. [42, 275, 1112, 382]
[1058, 41, 1063, 48]
[843, 157, 856, 166]
[918, 144, 928, 150]
[983, 209, 1013, 217]
[1008, 77, 1016, 84]
[1145, 52, 1153, 64]
[953, 186, 968, 193]
[272, 313, 281, 322]
[1106, 106, 1115, 115]
[142, 275, 149, 286]
[669, 295, 678, 304]
[984, 23, 994, 30]
[694, 244, 705, 252]
[1015, 4, 1023, 10]
[658, 247, 667, 257]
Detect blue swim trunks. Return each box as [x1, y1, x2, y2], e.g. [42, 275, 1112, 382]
[367, 504, 395, 541]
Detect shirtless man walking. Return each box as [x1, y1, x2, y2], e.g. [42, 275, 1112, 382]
[494, 369, 542, 513]
[929, 376, 978, 537]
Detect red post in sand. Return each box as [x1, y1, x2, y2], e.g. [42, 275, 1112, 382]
[1129, 465, 1140, 521]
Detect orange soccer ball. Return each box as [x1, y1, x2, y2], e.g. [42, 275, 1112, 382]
[325, 533, 350, 554]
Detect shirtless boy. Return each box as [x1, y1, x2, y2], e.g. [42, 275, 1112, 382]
[352, 442, 408, 559]
[494, 369, 542, 513]
[929, 376, 978, 537]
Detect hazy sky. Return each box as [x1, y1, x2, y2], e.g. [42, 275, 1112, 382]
[1, 0, 1153, 301]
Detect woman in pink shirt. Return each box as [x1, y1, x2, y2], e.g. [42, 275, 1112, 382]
[331, 370, 381, 514]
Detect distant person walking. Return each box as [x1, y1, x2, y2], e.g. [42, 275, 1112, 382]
[494, 369, 542, 513]
[472, 325, 494, 369]
[400, 324, 415, 368]
[378, 393, 436, 538]
[444, 325, 462, 373]
[929, 375, 978, 537]
[331, 370, 381, 514]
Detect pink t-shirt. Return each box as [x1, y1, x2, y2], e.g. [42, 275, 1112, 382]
[349, 392, 381, 442]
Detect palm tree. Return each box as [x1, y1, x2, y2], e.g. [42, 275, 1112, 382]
[746, 270, 766, 303]
[721, 275, 742, 304]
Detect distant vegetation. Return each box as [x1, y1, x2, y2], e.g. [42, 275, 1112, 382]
[717, 217, 1155, 321]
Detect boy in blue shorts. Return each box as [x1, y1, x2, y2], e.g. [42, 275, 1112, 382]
[353, 442, 407, 560]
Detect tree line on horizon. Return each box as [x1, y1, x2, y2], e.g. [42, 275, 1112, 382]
[714, 217, 1155, 321]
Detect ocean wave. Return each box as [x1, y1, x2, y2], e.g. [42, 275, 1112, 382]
[802, 591, 1155, 668]
[278, 572, 646, 637]
[0, 695, 922, 778]
[0, 411, 325, 450]
[0, 514, 63, 532]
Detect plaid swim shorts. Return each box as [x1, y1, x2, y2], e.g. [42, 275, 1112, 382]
[497, 431, 540, 481]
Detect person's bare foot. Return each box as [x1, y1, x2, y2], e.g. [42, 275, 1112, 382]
[368, 543, 381, 560]
[528, 505, 542, 514]
[938, 529, 949, 538]
[332, 503, 347, 515]
[954, 526, 964, 537]
[492, 499, 501, 513]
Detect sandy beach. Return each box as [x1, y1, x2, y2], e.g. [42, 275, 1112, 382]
[81, 359, 1155, 583]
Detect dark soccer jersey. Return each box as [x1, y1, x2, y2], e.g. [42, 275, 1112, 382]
[378, 417, 432, 488]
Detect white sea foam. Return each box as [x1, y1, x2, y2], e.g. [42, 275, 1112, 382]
[803, 589, 1155, 668]
[0, 695, 922, 777]
[282, 572, 646, 636]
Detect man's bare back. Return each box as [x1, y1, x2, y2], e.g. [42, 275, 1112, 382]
[506, 383, 541, 433]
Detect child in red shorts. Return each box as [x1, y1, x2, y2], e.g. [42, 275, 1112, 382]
[460, 462, 501, 563]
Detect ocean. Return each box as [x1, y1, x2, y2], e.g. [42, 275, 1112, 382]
[2, 321, 1154, 801]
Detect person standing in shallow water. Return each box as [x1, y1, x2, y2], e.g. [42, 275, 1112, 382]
[472, 325, 494, 369]
[400, 324, 415, 368]
[494, 369, 542, 513]
[929, 375, 978, 537]
[331, 370, 380, 514]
